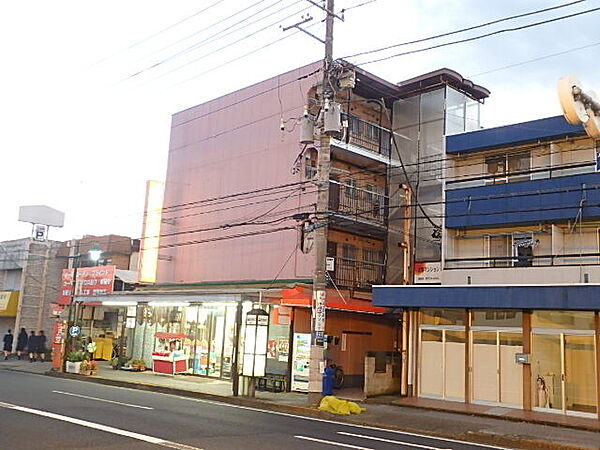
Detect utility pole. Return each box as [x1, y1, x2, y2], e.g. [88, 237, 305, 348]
[308, 0, 336, 405]
[283, 0, 341, 405]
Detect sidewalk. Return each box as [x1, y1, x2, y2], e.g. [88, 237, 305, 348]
[1, 359, 599, 449]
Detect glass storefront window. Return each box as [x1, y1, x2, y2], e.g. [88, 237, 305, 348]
[532, 311, 595, 330]
[421, 309, 465, 326]
[472, 310, 522, 328]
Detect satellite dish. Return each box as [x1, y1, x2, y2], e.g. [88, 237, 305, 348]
[558, 76, 589, 125]
[583, 90, 600, 138]
[557, 75, 600, 138]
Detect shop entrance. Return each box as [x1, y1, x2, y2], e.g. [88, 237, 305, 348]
[419, 328, 466, 401]
[532, 332, 597, 417]
[186, 305, 237, 379]
[471, 331, 523, 407]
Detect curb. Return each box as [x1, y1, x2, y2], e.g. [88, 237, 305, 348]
[43, 371, 591, 450]
[364, 397, 600, 435]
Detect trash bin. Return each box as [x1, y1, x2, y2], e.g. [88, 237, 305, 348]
[322, 365, 335, 396]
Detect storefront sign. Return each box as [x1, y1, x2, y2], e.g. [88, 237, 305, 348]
[414, 262, 441, 284]
[0, 292, 11, 312]
[57, 265, 116, 305]
[50, 304, 64, 317]
[51, 321, 67, 370]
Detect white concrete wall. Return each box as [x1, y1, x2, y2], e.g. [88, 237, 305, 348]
[443, 264, 600, 285]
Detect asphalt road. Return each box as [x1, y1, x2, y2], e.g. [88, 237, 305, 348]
[0, 370, 508, 450]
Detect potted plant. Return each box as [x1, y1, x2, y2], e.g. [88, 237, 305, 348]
[110, 356, 129, 370]
[65, 351, 85, 374]
[131, 358, 147, 371]
[79, 359, 91, 376]
[90, 360, 99, 375]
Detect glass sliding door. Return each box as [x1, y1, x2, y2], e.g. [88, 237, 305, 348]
[444, 331, 465, 400]
[472, 332, 498, 403]
[532, 334, 563, 411]
[564, 335, 597, 415]
[419, 328, 465, 401]
[532, 332, 597, 416]
[420, 330, 443, 398]
[499, 333, 523, 406]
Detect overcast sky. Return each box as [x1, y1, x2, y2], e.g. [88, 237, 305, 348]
[1, 0, 598, 242]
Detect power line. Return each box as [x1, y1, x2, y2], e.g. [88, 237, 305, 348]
[145, 2, 313, 82]
[128, 0, 294, 80]
[90, 0, 229, 67]
[342, 0, 586, 60]
[353, 6, 600, 66]
[139, 0, 275, 65]
[468, 40, 600, 78]
[170, 17, 324, 88]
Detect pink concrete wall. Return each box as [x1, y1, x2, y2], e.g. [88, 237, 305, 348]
[157, 62, 322, 284]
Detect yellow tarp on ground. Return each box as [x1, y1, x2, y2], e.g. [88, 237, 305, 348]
[318, 396, 366, 415]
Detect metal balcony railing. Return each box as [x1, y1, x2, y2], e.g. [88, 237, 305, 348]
[329, 181, 387, 225]
[445, 252, 600, 269]
[341, 113, 392, 157]
[328, 256, 385, 291]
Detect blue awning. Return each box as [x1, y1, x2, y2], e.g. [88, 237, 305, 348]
[446, 116, 585, 155]
[373, 284, 600, 310]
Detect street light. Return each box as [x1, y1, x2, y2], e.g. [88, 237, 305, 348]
[88, 245, 102, 263]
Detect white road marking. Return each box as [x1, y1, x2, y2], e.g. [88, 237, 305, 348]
[34, 374, 508, 450]
[0, 401, 202, 450]
[52, 390, 154, 409]
[295, 435, 373, 449]
[166, 395, 509, 450]
[338, 431, 452, 449]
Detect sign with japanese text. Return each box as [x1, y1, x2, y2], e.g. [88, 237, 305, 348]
[414, 262, 441, 284]
[0, 292, 10, 312]
[57, 265, 116, 305]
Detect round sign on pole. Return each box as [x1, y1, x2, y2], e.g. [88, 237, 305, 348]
[69, 326, 81, 337]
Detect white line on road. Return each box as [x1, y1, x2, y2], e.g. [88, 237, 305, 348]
[295, 435, 373, 449]
[0, 401, 202, 450]
[168, 396, 509, 450]
[52, 390, 154, 410]
[337, 431, 452, 449]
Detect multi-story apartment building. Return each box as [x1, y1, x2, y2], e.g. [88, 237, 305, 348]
[94, 62, 487, 394]
[375, 115, 600, 419]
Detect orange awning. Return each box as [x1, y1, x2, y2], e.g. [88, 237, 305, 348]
[281, 287, 387, 314]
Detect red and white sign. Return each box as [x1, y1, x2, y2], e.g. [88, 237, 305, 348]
[57, 265, 116, 305]
[414, 262, 441, 284]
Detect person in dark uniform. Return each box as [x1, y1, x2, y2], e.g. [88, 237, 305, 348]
[3, 329, 13, 360]
[27, 330, 38, 362]
[37, 330, 47, 361]
[16, 328, 28, 360]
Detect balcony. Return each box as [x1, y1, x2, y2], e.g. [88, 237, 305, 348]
[445, 172, 600, 229]
[329, 181, 387, 238]
[331, 114, 393, 164]
[328, 256, 385, 292]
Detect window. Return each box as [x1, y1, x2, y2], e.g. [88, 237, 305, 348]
[513, 233, 535, 267]
[486, 235, 511, 267]
[485, 151, 530, 184]
[342, 244, 357, 261]
[363, 248, 384, 264]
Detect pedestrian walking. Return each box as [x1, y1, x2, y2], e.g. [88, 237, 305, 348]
[16, 328, 27, 360]
[27, 330, 38, 362]
[37, 330, 47, 361]
[2, 329, 13, 360]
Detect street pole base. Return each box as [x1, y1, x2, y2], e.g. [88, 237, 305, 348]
[307, 391, 323, 408]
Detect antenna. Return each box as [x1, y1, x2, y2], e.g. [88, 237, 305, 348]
[557, 75, 600, 138]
